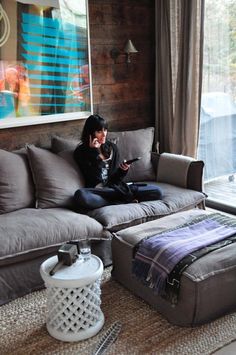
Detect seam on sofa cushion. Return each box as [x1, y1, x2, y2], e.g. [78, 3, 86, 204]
[184, 263, 236, 282]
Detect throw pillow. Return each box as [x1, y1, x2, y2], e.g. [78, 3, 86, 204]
[26, 145, 85, 209]
[58, 150, 85, 187]
[108, 127, 156, 182]
[0, 149, 35, 214]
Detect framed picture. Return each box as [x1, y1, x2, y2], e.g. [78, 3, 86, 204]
[0, 0, 93, 129]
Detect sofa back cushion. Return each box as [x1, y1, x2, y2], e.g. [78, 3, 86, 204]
[51, 135, 79, 154]
[108, 127, 156, 182]
[26, 145, 85, 209]
[0, 149, 35, 214]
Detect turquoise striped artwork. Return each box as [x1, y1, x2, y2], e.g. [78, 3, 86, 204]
[0, 0, 92, 128]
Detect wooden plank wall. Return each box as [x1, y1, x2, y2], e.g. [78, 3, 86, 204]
[0, 0, 155, 150]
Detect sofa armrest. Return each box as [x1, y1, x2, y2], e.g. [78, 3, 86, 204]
[151, 152, 204, 192]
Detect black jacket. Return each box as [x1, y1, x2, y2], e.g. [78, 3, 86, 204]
[73, 140, 127, 188]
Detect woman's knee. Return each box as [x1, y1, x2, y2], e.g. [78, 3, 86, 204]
[74, 189, 90, 208]
[136, 185, 163, 201]
[150, 185, 163, 200]
[74, 188, 109, 209]
[155, 186, 163, 200]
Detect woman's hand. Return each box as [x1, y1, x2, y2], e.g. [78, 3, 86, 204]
[89, 135, 101, 148]
[119, 162, 130, 171]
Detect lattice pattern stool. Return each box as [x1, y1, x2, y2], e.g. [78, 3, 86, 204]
[40, 255, 104, 342]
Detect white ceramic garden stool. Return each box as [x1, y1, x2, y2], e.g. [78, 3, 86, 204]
[40, 254, 104, 342]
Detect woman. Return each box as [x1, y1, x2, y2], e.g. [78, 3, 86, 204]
[73, 114, 162, 210]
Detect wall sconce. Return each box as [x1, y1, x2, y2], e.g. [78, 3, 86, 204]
[110, 39, 138, 64]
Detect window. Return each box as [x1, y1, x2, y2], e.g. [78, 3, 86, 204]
[198, 0, 236, 212]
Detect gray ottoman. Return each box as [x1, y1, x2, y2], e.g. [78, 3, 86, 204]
[111, 209, 236, 326]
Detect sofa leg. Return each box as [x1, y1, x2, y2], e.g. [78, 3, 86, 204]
[197, 201, 206, 210]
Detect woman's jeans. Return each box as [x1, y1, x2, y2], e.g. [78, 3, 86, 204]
[74, 184, 163, 210]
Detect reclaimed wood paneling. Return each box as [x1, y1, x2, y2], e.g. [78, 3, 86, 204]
[0, 0, 155, 150]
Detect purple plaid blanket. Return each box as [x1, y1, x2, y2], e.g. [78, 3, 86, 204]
[133, 214, 236, 295]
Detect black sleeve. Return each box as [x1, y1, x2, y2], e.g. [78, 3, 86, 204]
[73, 144, 103, 187]
[73, 141, 128, 188]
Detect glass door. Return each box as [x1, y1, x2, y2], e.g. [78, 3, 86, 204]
[198, 0, 236, 213]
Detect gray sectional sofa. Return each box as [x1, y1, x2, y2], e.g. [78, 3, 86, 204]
[0, 127, 206, 305]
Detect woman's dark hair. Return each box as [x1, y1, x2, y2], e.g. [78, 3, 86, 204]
[81, 114, 108, 146]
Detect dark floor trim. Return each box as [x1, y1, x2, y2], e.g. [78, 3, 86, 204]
[206, 199, 236, 216]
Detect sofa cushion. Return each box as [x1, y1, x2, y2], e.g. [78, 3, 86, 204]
[108, 127, 156, 182]
[0, 208, 108, 264]
[87, 182, 205, 232]
[51, 135, 79, 153]
[58, 150, 85, 187]
[159, 182, 205, 210]
[26, 145, 84, 209]
[0, 149, 34, 214]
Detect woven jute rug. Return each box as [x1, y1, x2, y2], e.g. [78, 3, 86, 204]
[1, 269, 236, 355]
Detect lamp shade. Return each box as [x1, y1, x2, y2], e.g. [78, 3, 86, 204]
[124, 40, 138, 54]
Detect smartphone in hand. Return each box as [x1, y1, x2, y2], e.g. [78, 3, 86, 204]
[123, 157, 142, 165]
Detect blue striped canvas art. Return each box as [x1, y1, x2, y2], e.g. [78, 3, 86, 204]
[0, 0, 92, 128]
